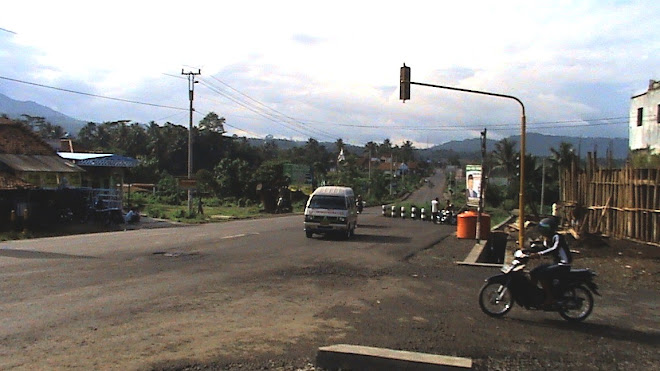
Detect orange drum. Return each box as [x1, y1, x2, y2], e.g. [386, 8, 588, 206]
[457, 211, 491, 239]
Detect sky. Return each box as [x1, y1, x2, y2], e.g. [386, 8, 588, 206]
[1, 0, 658, 148]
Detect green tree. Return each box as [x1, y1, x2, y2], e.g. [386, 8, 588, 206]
[198, 112, 226, 134]
[214, 158, 252, 198]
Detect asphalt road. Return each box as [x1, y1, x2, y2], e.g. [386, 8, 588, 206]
[1, 210, 657, 370]
[0, 209, 456, 370]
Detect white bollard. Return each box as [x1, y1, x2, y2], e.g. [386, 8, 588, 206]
[400, 206, 406, 219]
[421, 208, 426, 221]
[411, 206, 416, 220]
[391, 205, 396, 217]
[382, 205, 386, 216]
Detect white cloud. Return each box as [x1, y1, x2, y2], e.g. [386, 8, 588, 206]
[1, 0, 659, 147]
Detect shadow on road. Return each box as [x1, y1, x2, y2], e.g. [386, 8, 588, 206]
[0, 248, 97, 260]
[313, 233, 411, 244]
[355, 224, 388, 229]
[515, 317, 660, 346]
[351, 234, 411, 244]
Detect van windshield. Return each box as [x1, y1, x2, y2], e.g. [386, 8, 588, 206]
[309, 195, 346, 210]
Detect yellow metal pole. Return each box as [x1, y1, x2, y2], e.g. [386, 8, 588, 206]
[518, 113, 526, 249]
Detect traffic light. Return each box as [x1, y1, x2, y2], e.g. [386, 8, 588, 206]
[515, 154, 521, 177]
[400, 64, 411, 101]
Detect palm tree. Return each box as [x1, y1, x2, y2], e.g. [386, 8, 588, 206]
[549, 141, 577, 185]
[401, 140, 415, 163]
[492, 138, 518, 185]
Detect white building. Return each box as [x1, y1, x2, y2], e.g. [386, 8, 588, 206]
[629, 80, 660, 154]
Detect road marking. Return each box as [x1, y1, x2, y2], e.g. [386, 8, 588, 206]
[221, 233, 259, 240]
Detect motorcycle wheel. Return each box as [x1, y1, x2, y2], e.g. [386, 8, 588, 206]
[558, 285, 594, 322]
[479, 282, 513, 317]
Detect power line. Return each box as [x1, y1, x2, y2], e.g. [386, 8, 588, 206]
[0, 75, 188, 111]
[201, 75, 336, 139]
[198, 80, 335, 140]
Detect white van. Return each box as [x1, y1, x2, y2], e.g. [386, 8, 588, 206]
[304, 186, 357, 239]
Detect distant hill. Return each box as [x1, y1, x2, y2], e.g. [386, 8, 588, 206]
[0, 92, 629, 159]
[0, 93, 87, 135]
[427, 132, 629, 159]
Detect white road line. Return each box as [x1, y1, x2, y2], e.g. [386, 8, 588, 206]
[221, 233, 259, 240]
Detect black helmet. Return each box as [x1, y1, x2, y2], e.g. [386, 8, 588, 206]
[538, 217, 557, 236]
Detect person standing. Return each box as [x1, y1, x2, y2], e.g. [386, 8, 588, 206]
[197, 197, 204, 215]
[431, 197, 439, 224]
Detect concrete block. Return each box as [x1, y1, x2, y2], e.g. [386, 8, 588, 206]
[317, 344, 472, 370]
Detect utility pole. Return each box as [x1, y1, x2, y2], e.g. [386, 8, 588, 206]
[182, 69, 201, 215]
[476, 128, 487, 242]
[540, 158, 545, 215]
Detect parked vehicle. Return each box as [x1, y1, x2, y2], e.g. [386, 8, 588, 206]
[439, 209, 457, 225]
[304, 186, 357, 239]
[478, 244, 600, 322]
[275, 196, 292, 213]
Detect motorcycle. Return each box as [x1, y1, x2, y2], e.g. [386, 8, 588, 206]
[439, 209, 457, 225]
[275, 197, 292, 214]
[356, 200, 364, 214]
[478, 243, 600, 322]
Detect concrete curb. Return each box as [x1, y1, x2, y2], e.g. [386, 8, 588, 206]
[456, 240, 502, 267]
[316, 344, 472, 370]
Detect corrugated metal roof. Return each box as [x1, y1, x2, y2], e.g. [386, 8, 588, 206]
[75, 155, 138, 168]
[0, 154, 84, 173]
[58, 152, 114, 161]
[57, 152, 138, 168]
[0, 120, 57, 155]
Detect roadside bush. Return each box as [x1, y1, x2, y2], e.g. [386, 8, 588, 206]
[485, 183, 505, 208]
[501, 199, 517, 212]
[145, 205, 167, 219]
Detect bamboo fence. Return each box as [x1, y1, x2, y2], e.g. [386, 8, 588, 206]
[560, 153, 659, 247]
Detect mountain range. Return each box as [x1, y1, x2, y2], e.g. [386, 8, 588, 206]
[0, 93, 87, 135]
[0, 92, 630, 159]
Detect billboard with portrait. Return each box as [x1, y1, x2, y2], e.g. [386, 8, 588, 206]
[465, 164, 482, 206]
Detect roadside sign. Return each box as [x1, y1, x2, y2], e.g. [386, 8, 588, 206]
[178, 178, 197, 190]
[466, 165, 482, 207]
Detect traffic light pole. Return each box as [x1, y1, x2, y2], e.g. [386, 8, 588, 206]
[400, 65, 527, 249]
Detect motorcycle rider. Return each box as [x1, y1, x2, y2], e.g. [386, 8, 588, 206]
[529, 217, 572, 308]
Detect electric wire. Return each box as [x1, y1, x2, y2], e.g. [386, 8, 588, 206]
[0, 75, 188, 111]
[198, 79, 335, 140]
[203, 75, 336, 139]
[199, 78, 335, 139]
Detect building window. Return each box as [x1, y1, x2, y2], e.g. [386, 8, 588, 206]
[637, 107, 643, 127]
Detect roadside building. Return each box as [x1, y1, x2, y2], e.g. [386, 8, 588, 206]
[0, 118, 85, 229]
[629, 79, 660, 154]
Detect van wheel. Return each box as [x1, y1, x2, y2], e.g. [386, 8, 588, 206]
[306, 230, 313, 238]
